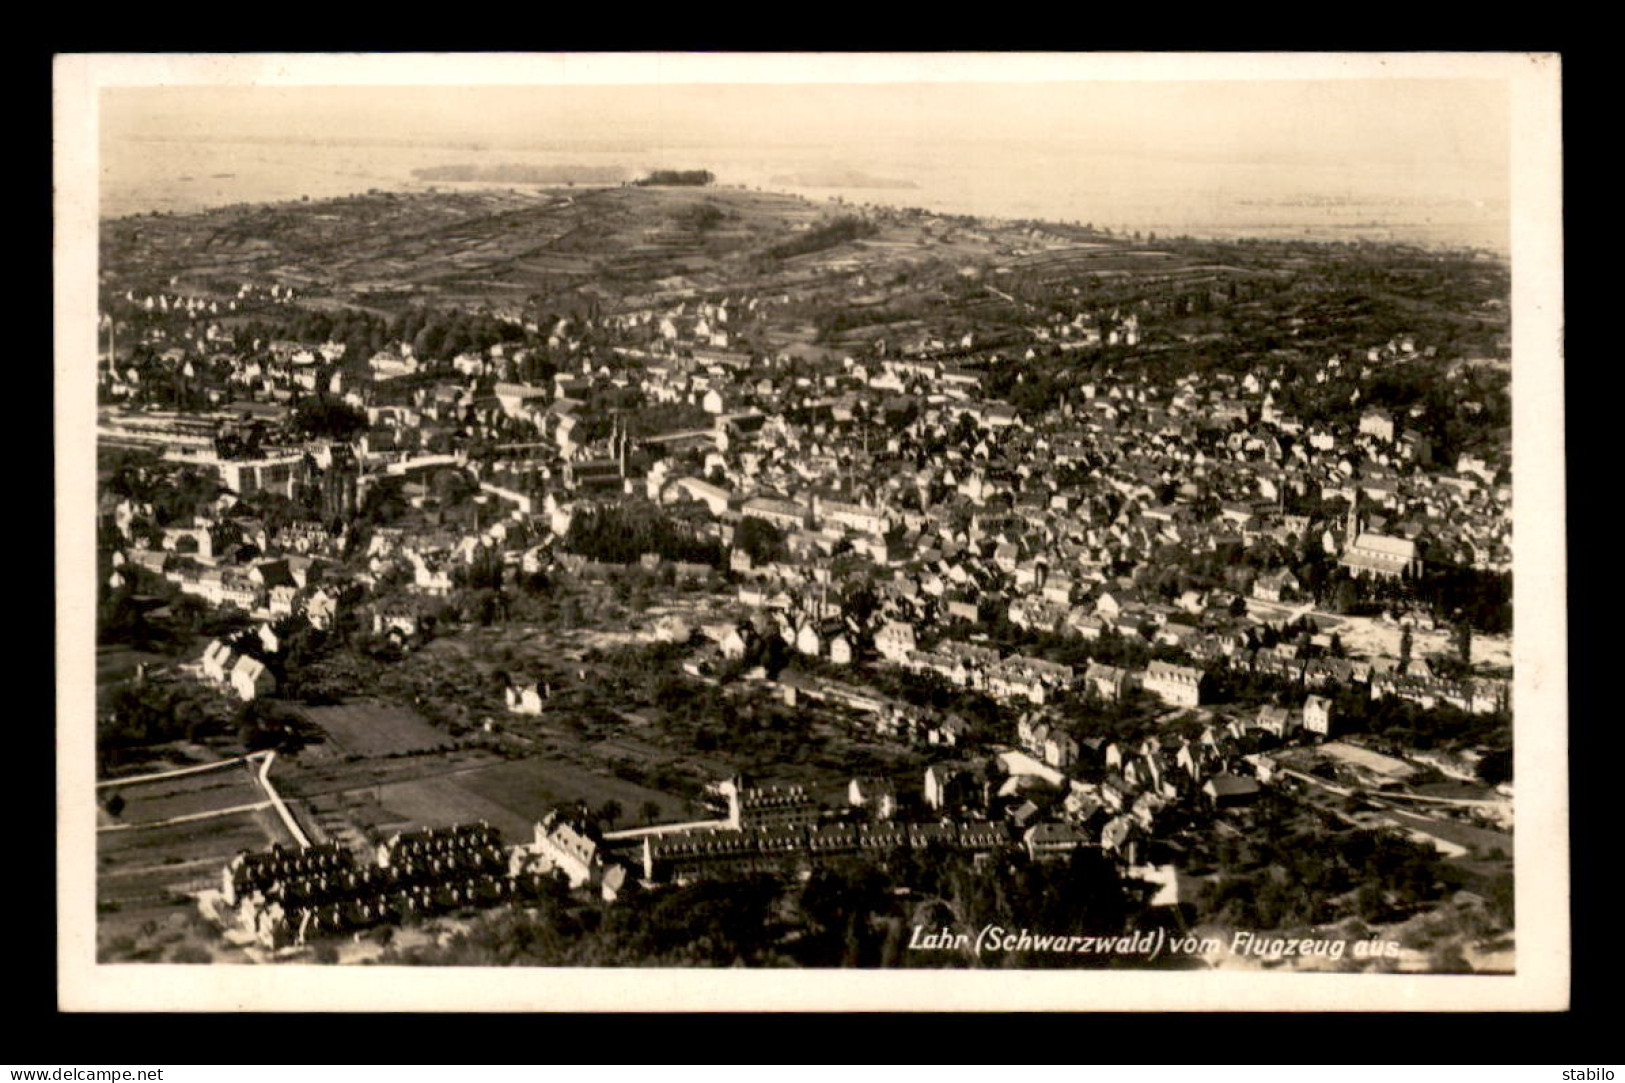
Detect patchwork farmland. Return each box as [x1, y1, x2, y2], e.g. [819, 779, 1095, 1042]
[96, 758, 297, 962]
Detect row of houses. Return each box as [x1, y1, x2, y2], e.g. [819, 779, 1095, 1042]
[640, 818, 1010, 884]
[217, 824, 516, 949]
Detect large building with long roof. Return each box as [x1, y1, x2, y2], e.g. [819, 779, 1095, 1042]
[1341, 532, 1421, 580]
[1339, 492, 1422, 580]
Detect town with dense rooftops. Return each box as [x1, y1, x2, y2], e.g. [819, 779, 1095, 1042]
[92, 160, 1515, 973]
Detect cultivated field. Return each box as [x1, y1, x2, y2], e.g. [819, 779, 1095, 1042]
[278, 717, 700, 843]
[97, 757, 294, 917]
[99, 760, 266, 827]
[100, 808, 290, 899]
[96, 804, 286, 964]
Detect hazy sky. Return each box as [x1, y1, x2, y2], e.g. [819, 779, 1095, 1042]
[102, 79, 1508, 173]
[93, 62, 1516, 248]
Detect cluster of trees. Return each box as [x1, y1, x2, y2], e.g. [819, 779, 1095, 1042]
[999, 367, 1084, 418]
[771, 845, 1153, 969]
[1273, 356, 1510, 467]
[220, 307, 393, 367]
[670, 202, 726, 232]
[690, 699, 810, 763]
[219, 301, 560, 376]
[247, 305, 386, 348]
[987, 251, 1507, 452]
[614, 649, 819, 763]
[99, 626, 332, 761]
[766, 215, 880, 262]
[1323, 564, 1511, 636]
[621, 401, 714, 440]
[1099, 502, 1507, 639]
[384, 305, 531, 364]
[100, 680, 230, 764]
[387, 871, 780, 967]
[978, 618, 1158, 674]
[634, 170, 715, 188]
[234, 697, 312, 753]
[1333, 686, 1509, 759]
[858, 666, 1008, 747]
[563, 505, 723, 567]
[385, 841, 1158, 968]
[732, 516, 787, 566]
[106, 460, 220, 529]
[291, 397, 367, 441]
[967, 591, 1509, 758]
[1198, 800, 1452, 928]
[103, 358, 216, 412]
[98, 591, 171, 652]
[1474, 747, 1512, 786]
[650, 672, 735, 729]
[453, 543, 508, 595]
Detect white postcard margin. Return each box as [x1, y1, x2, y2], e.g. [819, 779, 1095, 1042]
[54, 51, 1567, 1012]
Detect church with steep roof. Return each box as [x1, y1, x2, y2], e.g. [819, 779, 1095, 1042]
[1338, 493, 1421, 580]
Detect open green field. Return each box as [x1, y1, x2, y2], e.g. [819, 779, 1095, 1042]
[369, 755, 698, 839]
[96, 645, 171, 685]
[373, 772, 532, 839]
[95, 645, 180, 716]
[299, 698, 453, 757]
[1376, 804, 1512, 858]
[458, 757, 695, 828]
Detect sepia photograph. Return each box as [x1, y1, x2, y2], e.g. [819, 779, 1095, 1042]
[53, 52, 1566, 1012]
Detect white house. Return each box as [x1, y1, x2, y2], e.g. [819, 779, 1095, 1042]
[506, 682, 547, 716]
[525, 812, 602, 889]
[875, 621, 918, 663]
[1303, 694, 1333, 736]
[1043, 732, 1080, 771]
[201, 639, 237, 683]
[1142, 661, 1203, 708]
[230, 655, 276, 701]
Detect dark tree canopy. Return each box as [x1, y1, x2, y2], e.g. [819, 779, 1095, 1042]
[635, 170, 715, 188]
[733, 516, 787, 565]
[292, 397, 367, 441]
[564, 504, 723, 567]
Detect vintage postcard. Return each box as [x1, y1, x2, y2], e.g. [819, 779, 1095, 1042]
[54, 52, 1566, 1011]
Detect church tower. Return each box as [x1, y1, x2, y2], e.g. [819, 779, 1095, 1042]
[322, 446, 360, 523]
